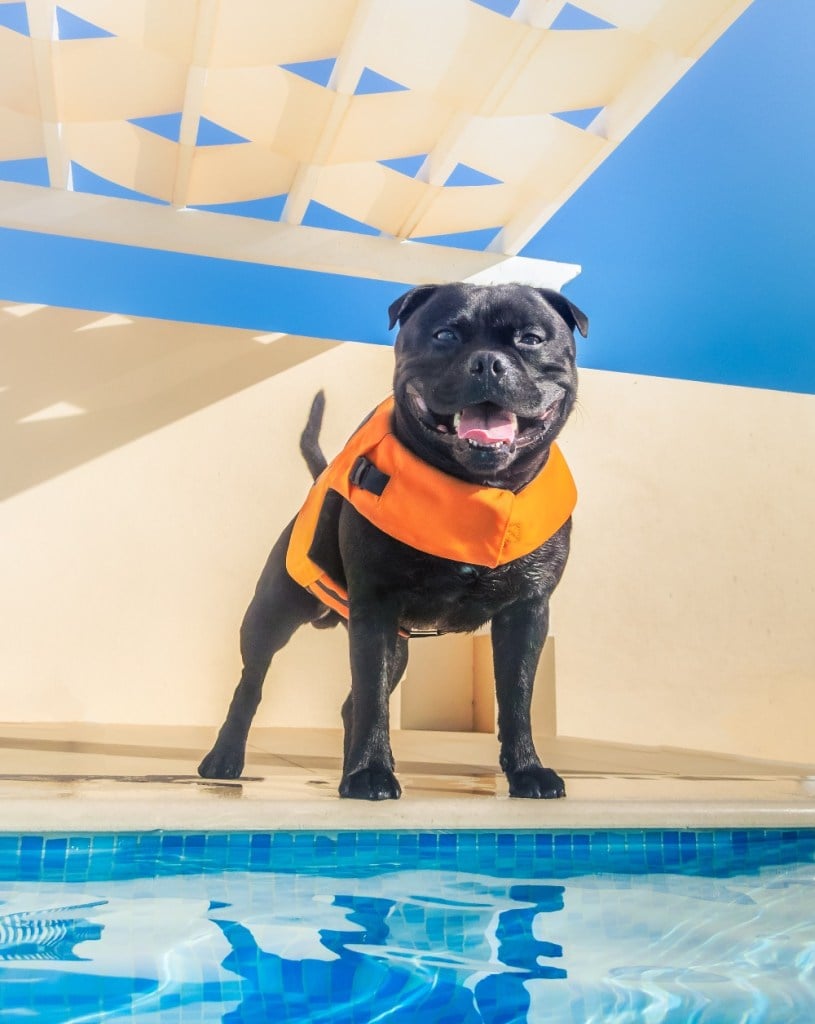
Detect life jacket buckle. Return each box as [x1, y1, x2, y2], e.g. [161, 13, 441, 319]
[349, 456, 389, 496]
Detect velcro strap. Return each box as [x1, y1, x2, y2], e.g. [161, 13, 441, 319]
[349, 456, 390, 496]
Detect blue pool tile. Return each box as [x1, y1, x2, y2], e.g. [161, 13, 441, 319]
[458, 831, 477, 850]
[208, 833, 229, 852]
[0, 827, 814, 1021]
[0, 838, 19, 875]
[572, 833, 592, 861]
[419, 832, 437, 851]
[0, 827, 814, 885]
[136, 833, 162, 855]
[554, 833, 572, 853]
[90, 834, 117, 855]
[397, 833, 418, 855]
[515, 833, 535, 854]
[376, 833, 399, 864]
[293, 832, 314, 852]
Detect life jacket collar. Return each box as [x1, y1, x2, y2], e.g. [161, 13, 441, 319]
[285, 396, 577, 636]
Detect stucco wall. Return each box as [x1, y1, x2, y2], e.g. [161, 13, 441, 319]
[1, 304, 812, 762]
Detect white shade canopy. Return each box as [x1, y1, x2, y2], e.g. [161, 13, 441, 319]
[0, 0, 751, 288]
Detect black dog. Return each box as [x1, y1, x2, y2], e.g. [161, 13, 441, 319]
[198, 283, 587, 800]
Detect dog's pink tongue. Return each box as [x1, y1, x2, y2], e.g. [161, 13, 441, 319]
[457, 405, 516, 444]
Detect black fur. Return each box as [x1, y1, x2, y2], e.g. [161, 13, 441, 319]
[198, 283, 587, 800]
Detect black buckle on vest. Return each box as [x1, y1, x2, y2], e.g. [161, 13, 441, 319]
[349, 456, 389, 497]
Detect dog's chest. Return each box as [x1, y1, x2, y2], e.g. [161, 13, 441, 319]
[394, 557, 537, 633]
[339, 499, 570, 633]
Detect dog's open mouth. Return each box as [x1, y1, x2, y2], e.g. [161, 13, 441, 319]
[407, 386, 563, 452]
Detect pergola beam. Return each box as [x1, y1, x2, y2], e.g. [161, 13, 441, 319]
[24, 0, 69, 190]
[394, 1, 567, 241]
[0, 180, 580, 289]
[171, 0, 220, 209]
[489, 0, 754, 255]
[1, 0, 756, 265]
[281, 0, 375, 226]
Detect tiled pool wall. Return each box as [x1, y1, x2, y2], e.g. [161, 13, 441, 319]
[1, 829, 814, 881]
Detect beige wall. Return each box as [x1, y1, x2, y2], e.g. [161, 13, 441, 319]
[1, 302, 812, 763]
[555, 369, 815, 763]
[0, 303, 384, 731]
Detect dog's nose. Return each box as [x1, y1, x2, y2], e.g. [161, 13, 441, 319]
[468, 351, 508, 378]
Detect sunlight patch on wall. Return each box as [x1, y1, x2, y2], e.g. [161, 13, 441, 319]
[2, 302, 48, 318]
[75, 314, 134, 331]
[254, 333, 288, 346]
[18, 402, 87, 424]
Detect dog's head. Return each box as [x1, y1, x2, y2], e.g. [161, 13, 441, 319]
[389, 282, 587, 486]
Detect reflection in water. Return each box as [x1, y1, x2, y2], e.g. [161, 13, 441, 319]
[0, 901, 104, 961]
[213, 885, 566, 1022]
[0, 859, 814, 1023]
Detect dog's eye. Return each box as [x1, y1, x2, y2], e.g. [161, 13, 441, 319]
[518, 332, 544, 346]
[433, 328, 458, 344]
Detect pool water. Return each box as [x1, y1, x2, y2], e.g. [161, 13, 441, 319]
[0, 830, 814, 1022]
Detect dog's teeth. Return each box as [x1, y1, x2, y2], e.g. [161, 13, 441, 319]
[467, 439, 502, 450]
[437, 424, 448, 433]
[452, 412, 462, 431]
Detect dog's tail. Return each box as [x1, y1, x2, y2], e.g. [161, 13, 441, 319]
[300, 390, 328, 481]
[300, 390, 343, 633]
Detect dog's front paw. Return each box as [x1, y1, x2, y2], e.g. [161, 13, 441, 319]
[339, 767, 402, 801]
[198, 746, 245, 780]
[507, 766, 565, 799]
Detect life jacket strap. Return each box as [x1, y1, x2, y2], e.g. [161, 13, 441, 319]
[308, 580, 443, 640]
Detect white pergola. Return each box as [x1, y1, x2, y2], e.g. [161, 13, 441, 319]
[0, 0, 752, 292]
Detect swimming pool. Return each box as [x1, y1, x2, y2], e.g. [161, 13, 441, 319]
[0, 829, 813, 1022]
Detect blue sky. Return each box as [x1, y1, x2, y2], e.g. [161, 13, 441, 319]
[1, 0, 812, 394]
[525, 0, 815, 395]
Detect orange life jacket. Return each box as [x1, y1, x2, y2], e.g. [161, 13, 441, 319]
[285, 396, 576, 634]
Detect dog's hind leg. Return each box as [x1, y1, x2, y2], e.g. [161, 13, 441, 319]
[198, 522, 323, 780]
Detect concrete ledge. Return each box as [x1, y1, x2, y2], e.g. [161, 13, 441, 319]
[1, 724, 813, 833]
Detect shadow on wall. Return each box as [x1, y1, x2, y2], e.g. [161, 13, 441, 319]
[0, 301, 337, 499]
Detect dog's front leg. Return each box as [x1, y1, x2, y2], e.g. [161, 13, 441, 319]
[339, 599, 402, 800]
[491, 598, 566, 799]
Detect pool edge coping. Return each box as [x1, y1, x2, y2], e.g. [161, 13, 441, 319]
[3, 794, 815, 833]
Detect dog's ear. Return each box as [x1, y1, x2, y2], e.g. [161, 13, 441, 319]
[537, 288, 588, 339]
[388, 285, 438, 330]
